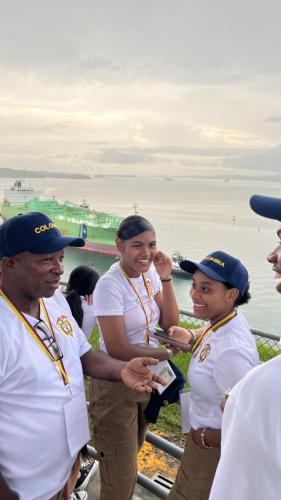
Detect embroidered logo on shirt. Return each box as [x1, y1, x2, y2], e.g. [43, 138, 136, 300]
[57, 315, 74, 337]
[198, 343, 211, 363]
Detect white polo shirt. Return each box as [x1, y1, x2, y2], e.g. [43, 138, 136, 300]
[186, 311, 259, 430]
[93, 262, 162, 351]
[81, 297, 97, 339]
[0, 291, 91, 500]
[209, 354, 281, 500]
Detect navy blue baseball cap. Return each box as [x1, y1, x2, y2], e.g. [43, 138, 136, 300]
[250, 195, 281, 222]
[0, 212, 85, 258]
[180, 250, 249, 296]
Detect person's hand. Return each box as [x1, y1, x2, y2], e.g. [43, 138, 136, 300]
[167, 326, 192, 352]
[153, 251, 172, 280]
[120, 357, 167, 393]
[84, 294, 93, 305]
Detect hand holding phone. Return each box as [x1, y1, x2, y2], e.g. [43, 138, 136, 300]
[148, 329, 191, 352]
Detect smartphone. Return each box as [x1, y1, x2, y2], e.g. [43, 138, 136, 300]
[148, 329, 191, 351]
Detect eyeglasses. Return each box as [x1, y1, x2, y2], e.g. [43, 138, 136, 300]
[34, 320, 63, 362]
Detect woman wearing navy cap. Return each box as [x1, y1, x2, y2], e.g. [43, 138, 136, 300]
[167, 251, 259, 500]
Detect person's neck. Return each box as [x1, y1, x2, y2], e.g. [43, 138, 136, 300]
[209, 307, 235, 326]
[1, 286, 41, 319]
[119, 261, 141, 278]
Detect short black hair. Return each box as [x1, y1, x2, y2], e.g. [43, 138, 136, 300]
[117, 215, 154, 240]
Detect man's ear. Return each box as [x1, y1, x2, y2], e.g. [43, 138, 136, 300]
[2, 256, 16, 271]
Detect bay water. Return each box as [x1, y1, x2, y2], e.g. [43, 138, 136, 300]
[1, 175, 280, 335]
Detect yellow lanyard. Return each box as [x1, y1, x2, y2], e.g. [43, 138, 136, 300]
[119, 263, 154, 345]
[0, 289, 70, 386]
[192, 310, 237, 355]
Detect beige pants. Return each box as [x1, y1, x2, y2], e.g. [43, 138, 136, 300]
[168, 432, 220, 500]
[90, 379, 150, 500]
[51, 454, 81, 500]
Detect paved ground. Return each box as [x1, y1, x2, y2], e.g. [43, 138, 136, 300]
[85, 467, 160, 499]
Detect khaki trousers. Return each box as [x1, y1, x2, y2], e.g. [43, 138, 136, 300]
[168, 432, 220, 500]
[51, 454, 81, 500]
[90, 379, 150, 500]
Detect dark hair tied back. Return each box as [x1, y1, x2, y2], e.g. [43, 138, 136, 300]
[117, 215, 154, 240]
[65, 265, 100, 327]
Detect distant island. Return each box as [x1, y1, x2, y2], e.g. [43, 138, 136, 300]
[0, 168, 90, 179]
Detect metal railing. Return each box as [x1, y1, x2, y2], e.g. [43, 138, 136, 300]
[87, 431, 183, 499]
[179, 308, 281, 361]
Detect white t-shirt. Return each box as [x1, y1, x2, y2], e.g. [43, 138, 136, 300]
[209, 354, 281, 500]
[81, 298, 97, 339]
[185, 311, 259, 430]
[0, 291, 91, 500]
[93, 262, 162, 352]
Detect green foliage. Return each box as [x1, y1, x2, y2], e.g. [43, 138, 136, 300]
[88, 326, 100, 349]
[257, 341, 280, 362]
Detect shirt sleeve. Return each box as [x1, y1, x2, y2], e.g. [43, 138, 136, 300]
[149, 266, 162, 295]
[213, 348, 257, 394]
[93, 276, 124, 316]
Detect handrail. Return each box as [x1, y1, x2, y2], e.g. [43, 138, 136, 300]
[145, 430, 183, 460]
[59, 281, 280, 341]
[86, 433, 183, 499]
[179, 308, 281, 342]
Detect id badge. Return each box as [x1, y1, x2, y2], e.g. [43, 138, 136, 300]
[180, 390, 191, 433]
[64, 391, 90, 458]
[151, 360, 176, 395]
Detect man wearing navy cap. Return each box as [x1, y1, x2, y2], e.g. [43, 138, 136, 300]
[0, 212, 165, 500]
[209, 195, 281, 500]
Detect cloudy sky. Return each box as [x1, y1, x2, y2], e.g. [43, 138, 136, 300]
[1, 0, 281, 175]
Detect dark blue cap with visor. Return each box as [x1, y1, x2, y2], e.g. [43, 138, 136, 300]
[0, 212, 85, 258]
[180, 250, 249, 296]
[250, 194, 281, 222]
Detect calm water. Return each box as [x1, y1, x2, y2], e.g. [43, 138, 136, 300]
[1, 176, 280, 335]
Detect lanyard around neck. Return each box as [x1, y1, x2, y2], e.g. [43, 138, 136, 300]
[0, 289, 70, 386]
[119, 262, 154, 345]
[192, 310, 237, 355]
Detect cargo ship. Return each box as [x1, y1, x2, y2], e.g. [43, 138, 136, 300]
[0, 180, 122, 256]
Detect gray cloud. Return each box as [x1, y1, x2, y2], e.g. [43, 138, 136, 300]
[266, 116, 281, 123]
[1, 0, 281, 83]
[0, 0, 280, 174]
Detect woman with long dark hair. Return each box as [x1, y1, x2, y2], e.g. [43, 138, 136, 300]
[65, 265, 100, 339]
[65, 265, 100, 493]
[90, 215, 180, 500]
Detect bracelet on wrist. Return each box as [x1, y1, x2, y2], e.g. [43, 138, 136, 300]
[160, 277, 172, 282]
[200, 427, 213, 449]
[166, 348, 173, 360]
[186, 328, 196, 346]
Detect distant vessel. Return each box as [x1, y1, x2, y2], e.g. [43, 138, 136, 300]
[171, 251, 191, 279]
[0, 180, 122, 256]
[163, 176, 175, 181]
